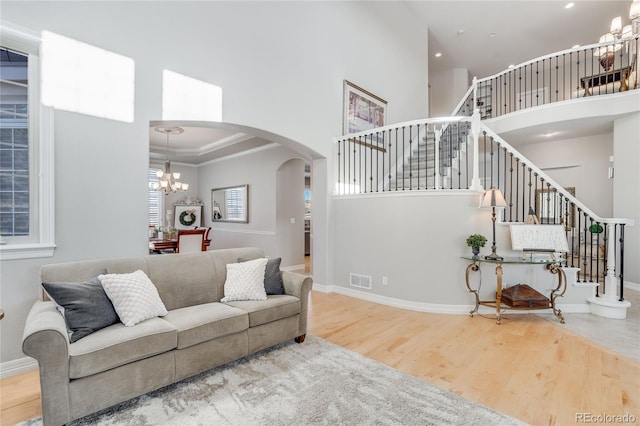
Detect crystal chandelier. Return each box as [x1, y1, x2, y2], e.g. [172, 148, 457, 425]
[150, 126, 189, 194]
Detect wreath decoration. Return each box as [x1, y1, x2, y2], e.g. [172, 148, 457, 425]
[179, 209, 197, 226]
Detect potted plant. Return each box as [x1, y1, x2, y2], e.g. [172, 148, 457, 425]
[466, 234, 487, 258]
[589, 223, 603, 234]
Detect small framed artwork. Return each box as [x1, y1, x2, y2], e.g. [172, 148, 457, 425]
[343, 80, 387, 135]
[174, 205, 203, 229]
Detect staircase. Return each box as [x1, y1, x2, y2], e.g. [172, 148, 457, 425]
[390, 124, 469, 191]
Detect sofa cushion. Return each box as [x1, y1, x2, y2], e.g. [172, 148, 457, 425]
[162, 303, 248, 349]
[239, 257, 285, 295]
[226, 295, 300, 327]
[99, 270, 168, 327]
[68, 317, 177, 379]
[42, 271, 119, 343]
[221, 258, 268, 302]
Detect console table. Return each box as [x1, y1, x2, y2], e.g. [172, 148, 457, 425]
[462, 256, 567, 324]
[580, 66, 630, 96]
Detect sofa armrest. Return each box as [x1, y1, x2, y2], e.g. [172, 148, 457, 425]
[22, 300, 72, 425]
[281, 271, 313, 337]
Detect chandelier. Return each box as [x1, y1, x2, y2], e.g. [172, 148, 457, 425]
[150, 126, 189, 194]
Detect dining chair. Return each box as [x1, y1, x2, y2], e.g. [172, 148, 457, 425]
[176, 229, 206, 253]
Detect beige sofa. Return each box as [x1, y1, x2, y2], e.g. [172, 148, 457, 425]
[22, 247, 312, 426]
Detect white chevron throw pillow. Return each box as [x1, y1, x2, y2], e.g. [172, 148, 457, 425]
[221, 258, 268, 302]
[99, 270, 168, 327]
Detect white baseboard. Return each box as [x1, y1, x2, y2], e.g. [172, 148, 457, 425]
[0, 356, 37, 379]
[313, 284, 592, 315]
[625, 281, 640, 292]
[313, 284, 475, 314]
[281, 264, 304, 272]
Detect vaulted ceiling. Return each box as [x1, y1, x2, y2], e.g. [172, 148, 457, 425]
[150, 1, 633, 164]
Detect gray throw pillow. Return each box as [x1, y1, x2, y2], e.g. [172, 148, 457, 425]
[42, 271, 119, 343]
[237, 257, 285, 295]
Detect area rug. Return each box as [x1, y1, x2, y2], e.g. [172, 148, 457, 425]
[22, 335, 525, 425]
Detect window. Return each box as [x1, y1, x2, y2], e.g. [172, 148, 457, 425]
[225, 187, 245, 219]
[148, 167, 163, 229]
[0, 22, 55, 260]
[0, 48, 29, 238]
[41, 31, 135, 123]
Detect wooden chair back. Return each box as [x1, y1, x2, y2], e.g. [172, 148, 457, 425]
[176, 229, 206, 253]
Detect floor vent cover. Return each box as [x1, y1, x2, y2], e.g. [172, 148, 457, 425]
[350, 273, 372, 290]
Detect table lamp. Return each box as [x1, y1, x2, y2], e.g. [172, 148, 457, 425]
[481, 187, 507, 260]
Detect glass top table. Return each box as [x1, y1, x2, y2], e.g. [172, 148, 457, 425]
[461, 256, 566, 265]
[462, 255, 567, 324]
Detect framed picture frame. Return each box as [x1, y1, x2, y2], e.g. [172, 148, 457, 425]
[211, 184, 249, 223]
[343, 80, 387, 135]
[174, 205, 203, 229]
[535, 187, 575, 228]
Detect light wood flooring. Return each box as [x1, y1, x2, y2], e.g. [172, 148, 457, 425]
[2, 291, 639, 425]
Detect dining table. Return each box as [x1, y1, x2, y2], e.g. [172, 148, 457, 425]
[149, 237, 211, 253]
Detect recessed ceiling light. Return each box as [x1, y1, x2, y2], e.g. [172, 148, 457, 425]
[457, 29, 464, 35]
[508, 64, 515, 68]
[488, 32, 496, 38]
[543, 131, 557, 137]
[565, 2, 574, 9]
[435, 52, 442, 58]
[572, 44, 580, 49]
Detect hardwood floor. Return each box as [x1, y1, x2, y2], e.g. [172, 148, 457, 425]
[2, 291, 638, 425]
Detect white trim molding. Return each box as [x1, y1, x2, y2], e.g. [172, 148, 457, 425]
[211, 228, 276, 236]
[0, 23, 56, 261]
[0, 356, 38, 379]
[313, 284, 591, 315]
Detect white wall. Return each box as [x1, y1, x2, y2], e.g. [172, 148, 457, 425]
[613, 112, 640, 286]
[331, 193, 486, 303]
[0, 1, 429, 366]
[429, 67, 470, 117]
[197, 145, 306, 266]
[276, 159, 305, 268]
[515, 133, 614, 218]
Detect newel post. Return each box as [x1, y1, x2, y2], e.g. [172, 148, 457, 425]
[604, 222, 618, 300]
[469, 78, 483, 191]
[588, 221, 630, 318]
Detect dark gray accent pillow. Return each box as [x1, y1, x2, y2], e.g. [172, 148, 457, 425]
[238, 257, 285, 295]
[42, 272, 119, 343]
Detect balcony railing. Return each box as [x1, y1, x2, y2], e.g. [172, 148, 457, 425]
[453, 35, 639, 119]
[334, 117, 473, 194]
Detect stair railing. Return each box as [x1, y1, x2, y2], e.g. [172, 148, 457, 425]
[334, 117, 473, 195]
[478, 120, 632, 300]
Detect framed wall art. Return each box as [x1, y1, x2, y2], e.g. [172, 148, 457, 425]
[343, 80, 387, 135]
[174, 205, 203, 229]
[211, 184, 249, 223]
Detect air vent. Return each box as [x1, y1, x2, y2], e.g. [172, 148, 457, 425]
[349, 273, 372, 290]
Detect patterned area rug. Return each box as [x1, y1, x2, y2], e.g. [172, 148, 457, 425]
[22, 335, 525, 425]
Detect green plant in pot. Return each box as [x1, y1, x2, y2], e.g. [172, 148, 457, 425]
[589, 223, 604, 234]
[466, 234, 487, 259]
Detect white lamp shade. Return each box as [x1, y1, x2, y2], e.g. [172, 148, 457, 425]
[156, 170, 164, 178]
[622, 25, 633, 40]
[610, 16, 622, 34]
[160, 180, 168, 188]
[172, 172, 181, 179]
[594, 33, 621, 56]
[630, 0, 640, 20]
[182, 183, 189, 190]
[481, 187, 507, 208]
